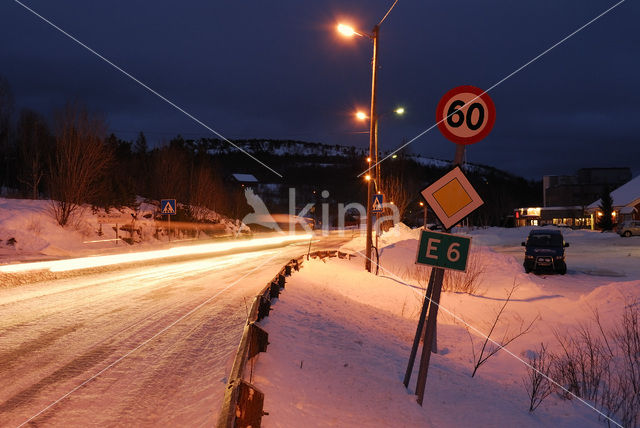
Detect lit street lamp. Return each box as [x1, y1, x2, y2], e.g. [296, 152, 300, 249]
[373, 106, 405, 188]
[355, 106, 405, 190]
[337, 23, 361, 38]
[419, 201, 427, 230]
[336, 1, 397, 272]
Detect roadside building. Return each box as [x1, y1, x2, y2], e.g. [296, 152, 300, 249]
[543, 167, 631, 207]
[515, 167, 632, 228]
[586, 174, 640, 228]
[514, 206, 589, 227]
[230, 173, 259, 187]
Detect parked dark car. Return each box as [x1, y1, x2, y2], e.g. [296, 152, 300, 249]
[521, 229, 569, 274]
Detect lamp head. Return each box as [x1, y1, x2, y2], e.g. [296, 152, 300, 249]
[337, 23, 357, 37]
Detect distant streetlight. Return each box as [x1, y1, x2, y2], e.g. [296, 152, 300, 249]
[372, 106, 405, 196]
[337, 23, 361, 38]
[336, 0, 397, 273]
[419, 201, 427, 229]
[356, 111, 368, 121]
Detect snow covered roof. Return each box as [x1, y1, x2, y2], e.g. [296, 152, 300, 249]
[588, 174, 640, 209]
[231, 173, 258, 183]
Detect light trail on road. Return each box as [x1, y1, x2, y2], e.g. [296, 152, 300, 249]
[0, 233, 348, 426]
[0, 233, 312, 273]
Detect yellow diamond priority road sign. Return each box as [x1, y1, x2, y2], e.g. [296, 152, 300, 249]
[421, 167, 483, 229]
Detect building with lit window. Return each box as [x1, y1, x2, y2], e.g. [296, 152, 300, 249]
[514, 206, 590, 227]
[514, 167, 633, 228]
[586, 174, 640, 228]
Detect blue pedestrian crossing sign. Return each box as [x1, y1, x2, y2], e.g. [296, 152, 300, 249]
[372, 194, 384, 213]
[161, 199, 177, 215]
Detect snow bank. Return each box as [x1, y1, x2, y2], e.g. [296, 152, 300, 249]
[253, 257, 604, 427]
[253, 225, 640, 426]
[0, 197, 248, 263]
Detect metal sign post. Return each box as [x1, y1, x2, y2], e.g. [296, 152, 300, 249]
[372, 194, 383, 272]
[161, 199, 177, 241]
[415, 266, 444, 404]
[408, 86, 495, 405]
[403, 267, 436, 388]
[413, 150, 474, 406]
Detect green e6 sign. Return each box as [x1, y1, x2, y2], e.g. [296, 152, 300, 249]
[415, 230, 471, 272]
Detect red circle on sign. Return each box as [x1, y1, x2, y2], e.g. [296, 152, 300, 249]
[436, 85, 496, 145]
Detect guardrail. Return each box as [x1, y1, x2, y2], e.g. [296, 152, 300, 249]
[216, 250, 351, 428]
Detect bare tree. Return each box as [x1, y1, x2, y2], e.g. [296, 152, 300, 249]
[16, 109, 52, 199]
[189, 164, 219, 220]
[379, 174, 411, 231]
[49, 103, 111, 226]
[467, 280, 538, 377]
[0, 76, 15, 190]
[150, 143, 189, 202]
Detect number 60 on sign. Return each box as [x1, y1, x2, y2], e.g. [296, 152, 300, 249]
[436, 85, 496, 145]
[415, 230, 471, 272]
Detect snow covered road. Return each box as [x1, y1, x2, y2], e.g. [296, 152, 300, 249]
[0, 234, 348, 427]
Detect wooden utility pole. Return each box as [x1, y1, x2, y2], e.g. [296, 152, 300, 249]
[365, 25, 379, 272]
[403, 268, 436, 387]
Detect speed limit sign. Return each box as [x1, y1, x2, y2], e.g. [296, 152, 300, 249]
[436, 85, 496, 145]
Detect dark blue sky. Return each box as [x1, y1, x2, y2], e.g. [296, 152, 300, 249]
[1, 0, 638, 179]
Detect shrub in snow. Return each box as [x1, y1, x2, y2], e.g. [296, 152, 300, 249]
[401, 249, 485, 297]
[522, 343, 553, 412]
[546, 303, 640, 427]
[442, 249, 486, 295]
[26, 217, 42, 236]
[551, 324, 608, 403]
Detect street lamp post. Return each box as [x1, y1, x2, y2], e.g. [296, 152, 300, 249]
[354, 105, 404, 272]
[355, 106, 404, 194]
[337, 0, 397, 272]
[364, 24, 379, 272]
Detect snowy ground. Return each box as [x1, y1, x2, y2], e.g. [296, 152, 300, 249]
[2, 195, 638, 427]
[0, 197, 245, 263]
[253, 225, 640, 427]
[0, 196, 350, 426]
